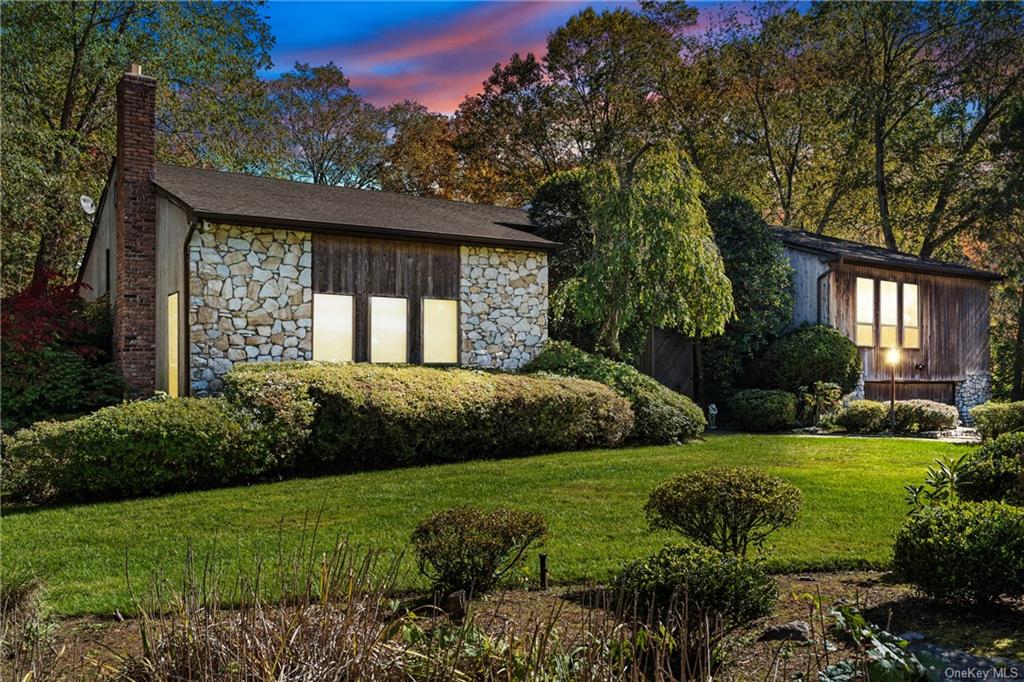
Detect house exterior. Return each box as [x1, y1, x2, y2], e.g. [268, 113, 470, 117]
[79, 67, 554, 398]
[775, 228, 1001, 421]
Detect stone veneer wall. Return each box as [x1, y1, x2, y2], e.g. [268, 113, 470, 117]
[189, 225, 312, 395]
[954, 372, 991, 425]
[460, 246, 548, 370]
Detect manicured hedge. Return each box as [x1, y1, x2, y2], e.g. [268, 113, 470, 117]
[225, 362, 634, 471]
[893, 399, 959, 433]
[3, 398, 272, 503]
[522, 341, 705, 443]
[727, 389, 796, 432]
[970, 401, 1024, 440]
[956, 433, 1024, 505]
[757, 325, 862, 394]
[834, 400, 888, 434]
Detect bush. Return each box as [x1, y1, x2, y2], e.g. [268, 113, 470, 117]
[411, 507, 547, 595]
[522, 341, 705, 443]
[893, 399, 959, 433]
[834, 400, 889, 434]
[645, 467, 802, 556]
[727, 389, 796, 432]
[797, 381, 843, 427]
[2, 398, 273, 504]
[615, 543, 776, 673]
[893, 502, 1024, 604]
[225, 362, 634, 471]
[956, 433, 1024, 505]
[757, 325, 862, 394]
[970, 401, 1024, 440]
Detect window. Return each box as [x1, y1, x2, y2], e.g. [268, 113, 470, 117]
[903, 283, 920, 349]
[855, 277, 874, 347]
[879, 280, 898, 348]
[167, 293, 179, 398]
[423, 298, 458, 364]
[370, 296, 407, 363]
[313, 293, 354, 362]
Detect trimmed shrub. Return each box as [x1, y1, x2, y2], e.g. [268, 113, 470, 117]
[893, 399, 959, 433]
[757, 325, 862, 394]
[522, 341, 705, 443]
[2, 398, 272, 504]
[893, 502, 1024, 604]
[727, 389, 796, 432]
[645, 467, 802, 556]
[834, 400, 889, 433]
[797, 381, 843, 427]
[615, 543, 776, 673]
[971, 401, 1024, 440]
[411, 507, 547, 595]
[956, 433, 1024, 505]
[225, 362, 634, 471]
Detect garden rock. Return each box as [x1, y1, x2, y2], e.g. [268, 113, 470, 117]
[758, 620, 812, 643]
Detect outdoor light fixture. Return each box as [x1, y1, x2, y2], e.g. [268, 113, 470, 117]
[885, 347, 901, 433]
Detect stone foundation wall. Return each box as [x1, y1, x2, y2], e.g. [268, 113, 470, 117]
[954, 372, 991, 425]
[459, 246, 548, 370]
[189, 225, 312, 395]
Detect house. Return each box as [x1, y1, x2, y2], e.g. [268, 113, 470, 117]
[776, 227, 1000, 421]
[79, 66, 555, 398]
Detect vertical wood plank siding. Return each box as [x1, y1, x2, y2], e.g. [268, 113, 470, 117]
[829, 263, 990, 383]
[312, 234, 460, 363]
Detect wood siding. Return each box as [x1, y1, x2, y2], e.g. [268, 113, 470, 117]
[782, 246, 831, 328]
[829, 263, 990, 384]
[312, 233, 460, 363]
[641, 328, 695, 396]
[864, 381, 955, 403]
[154, 197, 189, 393]
[80, 169, 117, 305]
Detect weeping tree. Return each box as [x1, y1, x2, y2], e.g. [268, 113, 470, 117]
[555, 143, 734, 360]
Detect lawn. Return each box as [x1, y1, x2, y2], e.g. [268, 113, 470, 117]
[2, 434, 965, 616]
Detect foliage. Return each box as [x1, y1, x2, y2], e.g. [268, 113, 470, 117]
[523, 341, 705, 444]
[377, 100, 460, 199]
[1, 274, 124, 432]
[224, 362, 634, 471]
[956, 433, 1024, 505]
[820, 606, 930, 682]
[614, 543, 776, 673]
[411, 507, 547, 595]
[556, 142, 734, 358]
[904, 454, 971, 515]
[645, 467, 802, 556]
[970, 400, 1024, 440]
[2, 398, 272, 504]
[726, 389, 797, 432]
[701, 195, 794, 400]
[893, 400, 959, 433]
[834, 401, 889, 434]
[797, 382, 843, 427]
[893, 502, 1024, 604]
[757, 325, 862, 394]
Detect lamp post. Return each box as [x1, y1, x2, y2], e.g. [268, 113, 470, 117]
[885, 347, 901, 433]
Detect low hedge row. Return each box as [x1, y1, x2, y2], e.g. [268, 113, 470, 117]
[956, 433, 1024, 505]
[523, 341, 705, 443]
[834, 399, 958, 434]
[726, 389, 796, 432]
[970, 401, 1024, 440]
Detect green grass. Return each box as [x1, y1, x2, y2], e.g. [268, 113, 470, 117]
[2, 434, 964, 616]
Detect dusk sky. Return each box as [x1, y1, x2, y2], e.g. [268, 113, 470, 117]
[264, 1, 725, 113]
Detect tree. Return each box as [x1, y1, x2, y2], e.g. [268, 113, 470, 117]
[1, 1, 278, 294]
[378, 101, 459, 199]
[556, 143, 733, 359]
[701, 195, 794, 400]
[269, 62, 385, 188]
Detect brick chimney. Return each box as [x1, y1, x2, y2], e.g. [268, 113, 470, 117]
[113, 64, 157, 396]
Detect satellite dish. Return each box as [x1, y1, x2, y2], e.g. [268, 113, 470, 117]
[80, 195, 96, 216]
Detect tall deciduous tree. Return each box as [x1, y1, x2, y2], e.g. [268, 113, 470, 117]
[378, 101, 459, 199]
[557, 143, 733, 359]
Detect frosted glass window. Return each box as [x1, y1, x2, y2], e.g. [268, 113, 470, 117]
[167, 293, 179, 398]
[855, 277, 874, 347]
[313, 293, 354, 362]
[371, 296, 407, 363]
[903, 283, 920, 349]
[879, 280, 898, 347]
[423, 299, 458, 364]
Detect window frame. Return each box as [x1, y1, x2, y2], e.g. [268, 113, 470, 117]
[421, 297, 460, 365]
[902, 283, 920, 350]
[854, 277, 875, 348]
[369, 295, 409, 364]
[312, 292, 356, 363]
[879, 279, 899, 349]
[167, 292, 179, 398]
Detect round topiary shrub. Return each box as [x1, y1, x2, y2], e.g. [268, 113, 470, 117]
[834, 400, 889, 433]
[893, 399, 959, 433]
[645, 467, 803, 556]
[970, 400, 1024, 440]
[411, 506, 548, 595]
[956, 433, 1024, 505]
[893, 502, 1024, 604]
[727, 389, 797, 432]
[757, 325, 861, 394]
[615, 543, 776, 674]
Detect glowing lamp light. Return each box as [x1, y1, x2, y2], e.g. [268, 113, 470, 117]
[885, 347, 901, 366]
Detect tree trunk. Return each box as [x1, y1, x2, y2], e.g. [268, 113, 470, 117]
[873, 115, 898, 250]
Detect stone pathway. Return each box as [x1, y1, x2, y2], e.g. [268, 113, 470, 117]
[901, 632, 1024, 681]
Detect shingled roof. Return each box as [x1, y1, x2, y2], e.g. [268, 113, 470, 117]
[773, 227, 1001, 281]
[153, 164, 555, 251]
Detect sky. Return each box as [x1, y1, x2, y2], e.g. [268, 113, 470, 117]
[264, 1, 725, 113]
